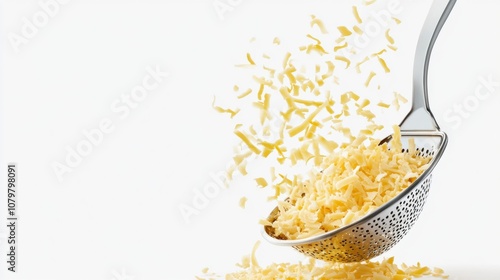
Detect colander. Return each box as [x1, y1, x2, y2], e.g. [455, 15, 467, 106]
[262, 0, 454, 262]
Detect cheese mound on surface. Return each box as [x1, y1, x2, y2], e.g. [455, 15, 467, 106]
[197, 242, 448, 280]
[225, 258, 447, 280]
[271, 125, 432, 240]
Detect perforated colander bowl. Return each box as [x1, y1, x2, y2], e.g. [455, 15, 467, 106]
[262, 0, 454, 262]
[263, 132, 447, 262]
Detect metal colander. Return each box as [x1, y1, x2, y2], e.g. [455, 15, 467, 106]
[262, 0, 455, 263]
[263, 132, 447, 262]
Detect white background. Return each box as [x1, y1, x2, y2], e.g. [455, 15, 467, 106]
[1, 0, 500, 279]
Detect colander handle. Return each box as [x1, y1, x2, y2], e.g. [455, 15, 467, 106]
[400, 0, 457, 131]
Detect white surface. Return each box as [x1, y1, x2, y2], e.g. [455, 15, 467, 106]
[1, 0, 500, 279]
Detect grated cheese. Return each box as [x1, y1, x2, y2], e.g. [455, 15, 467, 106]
[335, 55, 351, 68]
[255, 177, 268, 188]
[388, 44, 398, 51]
[363, 0, 377, 5]
[270, 125, 432, 240]
[377, 101, 391, 108]
[334, 42, 348, 51]
[337, 26, 353, 36]
[393, 91, 409, 111]
[205, 4, 446, 279]
[364, 71, 377, 87]
[377, 56, 391, 73]
[237, 88, 253, 99]
[352, 6, 363, 23]
[310, 15, 329, 34]
[355, 56, 370, 73]
[353, 25, 364, 35]
[239, 197, 248, 209]
[212, 97, 240, 118]
[385, 29, 395, 45]
[200, 242, 449, 280]
[247, 53, 256, 65]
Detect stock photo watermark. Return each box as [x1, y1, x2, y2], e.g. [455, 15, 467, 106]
[178, 108, 284, 224]
[337, 0, 403, 59]
[5, 164, 18, 273]
[213, 0, 244, 21]
[443, 74, 499, 130]
[178, 170, 228, 224]
[110, 268, 135, 280]
[8, 0, 71, 53]
[51, 65, 169, 183]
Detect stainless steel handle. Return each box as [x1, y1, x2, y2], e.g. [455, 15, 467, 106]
[400, 0, 457, 131]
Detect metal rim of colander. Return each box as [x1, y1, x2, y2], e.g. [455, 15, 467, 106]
[262, 130, 448, 247]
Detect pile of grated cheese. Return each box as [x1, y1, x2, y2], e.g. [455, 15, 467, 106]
[267, 125, 432, 240]
[197, 242, 448, 280]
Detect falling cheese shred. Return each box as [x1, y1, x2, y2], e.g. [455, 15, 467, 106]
[377, 56, 391, 73]
[239, 197, 248, 209]
[364, 71, 377, 87]
[255, 177, 268, 188]
[237, 88, 252, 99]
[385, 29, 395, 45]
[355, 56, 370, 73]
[212, 97, 240, 118]
[353, 25, 363, 35]
[337, 26, 353, 36]
[352, 6, 363, 23]
[310, 15, 329, 34]
[335, 55, 351, 68]
[247, 53, 256, 65]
